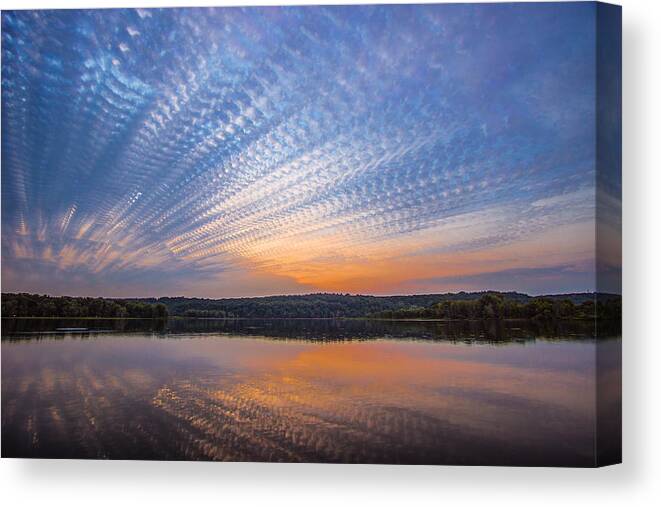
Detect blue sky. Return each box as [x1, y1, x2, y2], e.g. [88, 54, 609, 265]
[1, 4, 618, 297]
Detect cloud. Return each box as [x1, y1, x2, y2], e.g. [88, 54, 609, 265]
[407, 264, 595, 296]
[1, 4, 603, 296]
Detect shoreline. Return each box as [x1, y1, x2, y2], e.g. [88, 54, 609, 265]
[2, 316, 603, 322]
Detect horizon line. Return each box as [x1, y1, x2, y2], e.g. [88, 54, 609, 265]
[1, 289, 622, 300]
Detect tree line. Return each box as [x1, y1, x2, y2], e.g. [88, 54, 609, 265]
[138, 291, 604, 319]
[1, 293, 168, 319]
[367, 294, 621, 321]
[1, 291, 620, 321]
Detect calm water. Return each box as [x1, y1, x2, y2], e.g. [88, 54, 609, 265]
[1, 318, 621, 466]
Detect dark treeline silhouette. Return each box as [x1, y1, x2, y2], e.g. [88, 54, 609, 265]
[137, 291, 612, 319]
[367, 293, 621, 321]
[1, 291, 620, 321]
[1, 293, 168, 319]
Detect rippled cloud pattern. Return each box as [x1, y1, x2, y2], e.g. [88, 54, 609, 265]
[2, 4, 600, 296]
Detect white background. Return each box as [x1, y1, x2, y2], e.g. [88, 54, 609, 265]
[0, 0, 659, 505]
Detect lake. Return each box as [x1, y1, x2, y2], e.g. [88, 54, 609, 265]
[1, 318, 621, 466]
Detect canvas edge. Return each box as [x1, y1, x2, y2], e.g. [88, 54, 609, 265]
[595, 1, 622, 468]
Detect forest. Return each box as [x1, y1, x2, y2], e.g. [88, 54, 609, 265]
[1, 291, 620, 321]
[1, 293, 168, 319]
[365, 293, 621, 321]
[138, 291, 607, 318]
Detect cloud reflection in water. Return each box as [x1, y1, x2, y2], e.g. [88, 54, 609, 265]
[1, 332, 611, 465]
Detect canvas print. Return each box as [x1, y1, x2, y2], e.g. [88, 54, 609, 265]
[1, 2, 621, 466]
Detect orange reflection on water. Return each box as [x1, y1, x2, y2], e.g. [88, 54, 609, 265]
[237, 341, 595, 447]
[3, 334, 604, 465]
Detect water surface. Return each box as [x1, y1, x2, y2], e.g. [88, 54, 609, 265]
[1, 318, 620, 465]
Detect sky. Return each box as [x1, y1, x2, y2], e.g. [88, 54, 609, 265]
[1, 4, 620, 298]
